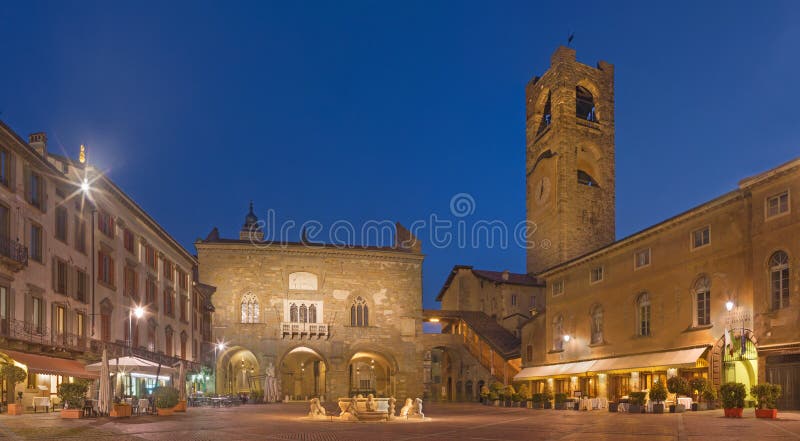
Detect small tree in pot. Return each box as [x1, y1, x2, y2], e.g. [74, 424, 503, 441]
[628, 392, 647, 413]
[517, 384, 531, 408]
[542, 384, 554, 409]
[489, 382, 504, 406]
[479, 384, 490, 405]
[531, 393, 544, 409]
[504, 384, 516, 407]
[153, 386, 180, 416]
[649, 381, 668, 414]
[719, 382, 746, 418]
[666, 376, 690, 413]
[689, 378, 708, 411]
[0, 365, 27, 416]
[751, 383, 782, 419]
[702, 384, 718, 410]
[554, 393, 568, 410]
[58, 382, 88, 418]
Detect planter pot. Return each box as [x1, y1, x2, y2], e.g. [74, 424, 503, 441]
[533, 402, 544, 409]
[608, 402, 618, 413]
[628, 404, 642, 414]
[652, 403, 665, 414]
[723, 408, 743, 418]
[174, 400, 187, 412]
[544, 401, 552, 409]
[526, 401, 533, 409]
[110, 404, 132, 418]
[156, 406, 175, 416]
[492, 400, 499, 407]
[755, 409, 777, 419]
[60, 409, 83, 419]
[6, 403, 24, 415]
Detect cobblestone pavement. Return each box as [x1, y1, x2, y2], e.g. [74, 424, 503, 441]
[1, 404, 800, 441]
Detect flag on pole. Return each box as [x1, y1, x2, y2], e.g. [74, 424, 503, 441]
[724, 327, 734, 357]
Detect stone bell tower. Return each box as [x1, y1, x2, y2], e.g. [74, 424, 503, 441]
[525, 46, 616, 274]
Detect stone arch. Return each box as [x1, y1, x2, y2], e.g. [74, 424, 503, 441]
[217, 345, 261, 395]
[277, 345, 328, 401]
[575, 79, 602, 121]
[711, 332, 758, 393]
[345, 346, 399, 398]
[576, 142, 603, 188]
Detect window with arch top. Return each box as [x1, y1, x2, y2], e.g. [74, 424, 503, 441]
[636, 293, 651, 336]
[577, 170, 599, 187]
[350, 296, 369, 327]
[576, 86, 597, 122]
[240, 292, 260, 324]
[552, 314, 564, 351]
[770, 251, 790, 310]
[537, 92, 552, 135]
[590, 304, 603, 344]
[694, 276, 711, 326]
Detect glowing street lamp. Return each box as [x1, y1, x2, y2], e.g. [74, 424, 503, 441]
[129, 305, 145, 354]
[563, 334, 571, 343]
[725, 301, 735, 312]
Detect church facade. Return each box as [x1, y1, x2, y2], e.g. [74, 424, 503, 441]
[195, 208, 425, 401]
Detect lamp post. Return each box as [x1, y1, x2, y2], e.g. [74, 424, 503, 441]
[128, 305, 144, 355]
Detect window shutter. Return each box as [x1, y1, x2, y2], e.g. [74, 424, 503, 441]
[8, 288, 15, 320]
[8, 153, 15, 192]
[52, 257, 58, 291]
[22, 164, 31, 203]
[41, 178, 47, 213]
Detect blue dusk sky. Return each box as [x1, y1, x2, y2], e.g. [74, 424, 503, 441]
[1, 1, 798, 309]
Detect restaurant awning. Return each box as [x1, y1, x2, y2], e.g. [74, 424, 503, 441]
[514, 360, 598, 380]
[589, 347, 709, 373]
[1, 350, 98, 379]
[513, 347, 710, 381]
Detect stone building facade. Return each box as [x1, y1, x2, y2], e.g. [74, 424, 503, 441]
[195, 209, 425, 401]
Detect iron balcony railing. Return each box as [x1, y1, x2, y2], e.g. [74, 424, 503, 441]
[0, 234, 28, 269]
[0, 318, 87, 351]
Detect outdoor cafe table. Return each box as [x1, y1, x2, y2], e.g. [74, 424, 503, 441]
[677, 397, 692, 409]
[138, 399, 150, 415]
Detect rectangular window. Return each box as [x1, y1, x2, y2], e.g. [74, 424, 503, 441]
[75, 269, 88, 303]
[31, 296, 43, 333]
[0, 204, 9, 240]
[124, 266, 138, 299]
[180, 295, 188, 322]
[511, 294, 517, 306]
[0, 147, 11, 187]
[146, 277, 157, 307]
[529, 295, 536, 307]
[590, 266, 604, 283]
[163, 259, 174, 281]
[639, 305, 650, 336]
[124, 229, 135, 254]
[98, 211, 114, 237]
[634, 248, 651, 269]
[178, 269, 188, 291]
[552, 280, 564, 297]
[526, 344, 533, 362]
[30, 223, 43, 262]
[98, 250, 115, 287]
[696, 291, 710, 326]
[101, 313, 111, 342]
[75, 312, 85, 338]
[772, 267, 790, 310]
[0, 286, 8, 335]
[145, 245, 156, 270]
[55, 206, 68, 242]
[74, 217, 87, 253]
[55, 259, 69, 295]
[27, 170, 45, 210]
[692, 226, 710, 249]
[766, 191, 790, 218]
[55, 305, 66, 335]
[164, 289, 174, 316]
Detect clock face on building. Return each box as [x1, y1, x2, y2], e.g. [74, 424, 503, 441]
[535, 177, 551, 206]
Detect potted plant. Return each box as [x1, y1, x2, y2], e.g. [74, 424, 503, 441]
[751, 383, 782, 419]
[0, 364, 27, 416]
[719, 382, 746, 418]
[488, 391, 499, 406]
[517, 384, 531, 408]
[628, 392, 647, 413]
[531, 393, 543, 409]
[554, 393, 567, 410]
[110, 396, 132, 418]
[542, 384, 553, 409]
[689, 378, 708, 411]
[57, 382, 89, 419]
[667, 376, 689, 413]
[504, 384, 516, 407]
[649, 381, 668, 414]
[480, 385, 490, 405]
[702, 384, 718, 410]
[153, 386, 180, 416]
[490, 382, 504, 406]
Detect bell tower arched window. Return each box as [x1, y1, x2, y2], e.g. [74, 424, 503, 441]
[537, 92, 552, 135]
[350, 296, 368, 327]
[576, 86, 597, 122]
[240, 292, 259, 324]
[577, 170, 599, 187]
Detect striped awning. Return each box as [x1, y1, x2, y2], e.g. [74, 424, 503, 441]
[2, 350, 98, 379]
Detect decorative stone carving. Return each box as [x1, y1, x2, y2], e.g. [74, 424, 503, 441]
[387, 396, 396, 421]
[308, 398, 327, 419]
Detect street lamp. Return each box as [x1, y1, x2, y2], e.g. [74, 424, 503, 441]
[563, 334, 571, 342]
[725, 301, 734, 312]
[214, 341, 226, 395]
[128, 305, 144, 355]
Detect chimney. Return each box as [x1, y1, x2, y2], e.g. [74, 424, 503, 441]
[502, 270, 510, 281]
[28, 132, 47, 158]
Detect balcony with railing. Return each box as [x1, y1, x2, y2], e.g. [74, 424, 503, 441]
[0, 234, 28, 271]
[0, 318, 87, 351]
[280, 322, 329, 339]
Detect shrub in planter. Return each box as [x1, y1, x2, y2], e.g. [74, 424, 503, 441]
[702, 385, 718, 410]
[689, 378, 708, 410]
[58, 381, 88, 418]
[488, 392, 499, 406]
[649, 381, 668, 414]
[504, 384, 516, 406]
[542, 385, 554, 409]
[628, 392, 647, 414]
[531, 393, 544, 409]
[719, 382, 746, 418]
[517, 384, 531, 408]
[667, 376, 690, 413]
[554, 393, 567, 410]
[153, 386, 180, 416]
[480, 385, 490, 404]
[751, 383, 782, 419]
[0, 364, 27, 416]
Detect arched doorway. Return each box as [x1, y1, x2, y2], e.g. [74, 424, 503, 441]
[712, 332, 758, 399]
[218, 347, 260, 395]
[347, 351, 394, 397]
[280, 346, 327, 401]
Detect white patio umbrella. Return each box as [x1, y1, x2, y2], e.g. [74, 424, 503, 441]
[97, 348, 111, 416]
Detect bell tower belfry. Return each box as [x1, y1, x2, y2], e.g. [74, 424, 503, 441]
[526, 46, 616, 274]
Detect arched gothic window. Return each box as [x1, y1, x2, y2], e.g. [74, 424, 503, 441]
[770, 251, 790, 310]
[694, 276, 711, 326]
[309, 304, 317, 323]
[577, 169, 599, 187]
[299, 304, 308, 323]
[590, 304, 603, 344]
[537, 92, 552, 135]
[576, 86, 597, 121]
[637, 293, 651, 336]
[552, 314, 564, 351]
[289, 303, 298, 323]
[240, 292, 259, 324]
[350, 296, 368, 327]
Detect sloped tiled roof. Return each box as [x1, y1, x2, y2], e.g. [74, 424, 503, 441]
[436, 265, 543, 301]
